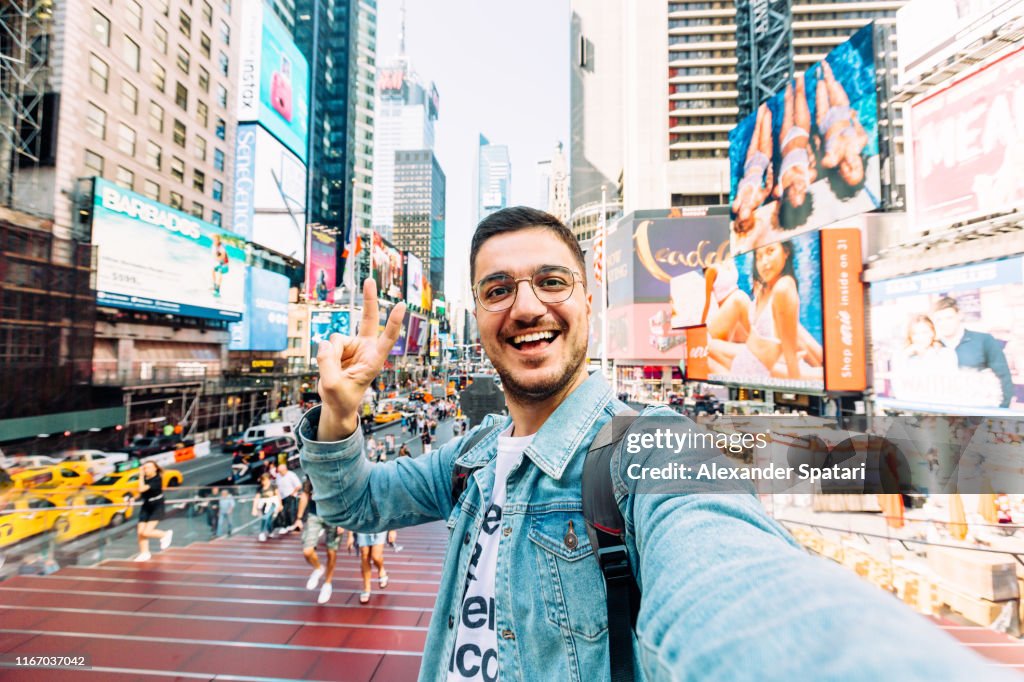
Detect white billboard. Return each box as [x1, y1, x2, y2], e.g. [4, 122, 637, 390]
[897, 0, 1024, 84]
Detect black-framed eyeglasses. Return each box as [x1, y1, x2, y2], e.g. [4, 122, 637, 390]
[473, 265, 584, 312]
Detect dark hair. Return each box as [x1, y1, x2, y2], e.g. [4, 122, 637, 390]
[752, 240, 796, 291]
[470, 207, 585, 284]
[778, 190, 814, 230]
[825, 153, 868, 200]
[142, 460, 163, 476]
[934, 296, 959, 314]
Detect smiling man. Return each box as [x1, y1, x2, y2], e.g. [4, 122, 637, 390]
[299, 208, 1001, 681]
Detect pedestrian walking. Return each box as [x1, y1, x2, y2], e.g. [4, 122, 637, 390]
[274, 463, 302, 533]
[397, 444, 411, 458]
[297, 475, 343, 604]
[384, 432, 396, 461]
[366, 435, 379, 462]
[134, 461, 172, 562]
[420, 429, 432, 454]
[216, 489, 235, 537]
[252, 473, 282, 542]
[354, 529, 388, 604]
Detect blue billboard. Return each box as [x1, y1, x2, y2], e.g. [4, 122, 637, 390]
[237, 0, 309, 162]
[309, 310, 351, 367]
[91, 178, 246, 321]
[229, 267, 290, 351]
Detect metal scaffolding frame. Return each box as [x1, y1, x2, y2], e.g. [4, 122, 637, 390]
[0, 0, 53, 209]
[736, 0, 794, 119]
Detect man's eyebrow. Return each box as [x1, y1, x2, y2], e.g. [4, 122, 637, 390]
[477, 264, 571, 281]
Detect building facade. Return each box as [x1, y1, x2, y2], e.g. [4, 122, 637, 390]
[393, 149, 446, 296]
[476, 134, 510, 223]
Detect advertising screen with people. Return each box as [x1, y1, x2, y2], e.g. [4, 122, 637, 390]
[306, 225, 336, 303]
[91, 178, 246, 321]
[872, 257, 1023, 413]
[728, 24, 880, 256]
[309, 310, 350, 367]
[405, 252, 424, 307]
[371, 232, 405, 302]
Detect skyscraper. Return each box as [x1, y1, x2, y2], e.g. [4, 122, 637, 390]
[393, 149, 446, 296]
[477, 134, 510, 223]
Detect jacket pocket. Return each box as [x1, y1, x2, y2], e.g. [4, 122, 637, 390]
[529, 511, 608, 641]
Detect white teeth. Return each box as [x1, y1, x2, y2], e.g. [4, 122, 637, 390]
[511, 331, 556, 345]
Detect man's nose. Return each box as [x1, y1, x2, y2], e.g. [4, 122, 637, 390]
[509, 280, 547, 320]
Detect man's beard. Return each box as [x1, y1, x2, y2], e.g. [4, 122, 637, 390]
[492, 331, 588, 405]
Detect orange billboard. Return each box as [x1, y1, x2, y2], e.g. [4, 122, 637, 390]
[820, 229, 866, 391]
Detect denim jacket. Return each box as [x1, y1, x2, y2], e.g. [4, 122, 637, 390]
[299, 372, 1000, 681]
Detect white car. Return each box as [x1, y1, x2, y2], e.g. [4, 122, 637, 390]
[0, 454, 62, 471]
[60, 450, 129, 477]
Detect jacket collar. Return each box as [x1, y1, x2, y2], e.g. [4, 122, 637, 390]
[453, 371, 614, 480]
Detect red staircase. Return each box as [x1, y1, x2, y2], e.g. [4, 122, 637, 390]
[0, 521, 450, 680]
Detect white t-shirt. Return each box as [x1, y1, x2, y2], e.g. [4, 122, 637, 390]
[447, 425, 533, 682]
[276, 471, 301, 498]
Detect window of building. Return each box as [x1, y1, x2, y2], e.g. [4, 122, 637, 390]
[211, 210, 222, 226]
[120, 80, 138, 114]
[212, 179, 223, 201]
[154, 23, 168, 54]
[91, 10, 110, 46]
[127, 1, 143, 29]
[194, 134, 207, 160]
[219, 20, 230, 45]
[200, 33, 211, 58]
[145, 140, 162, 170]
[196, 100, 209, 126]
[175, 82, 188, 110]
[117, 123, 136, 156]
[215, 84, 227, 108]
[123, 37, 140, 71]
[143, 179, 160, 201]
[148, 100, 164, 132]
[179, 10, 191, 38]
[213, 148, 225, 171]
[215, 119, 225, 140]
[156, 0, 169, 15]
[190, 201, 204, 218]
[198, 66, 209, 92]
[193, 169, 205, 193]
[89, 53, 109, 92]
[173, 119, 186, 147]
[85, 103, 106, 139]
[151, 61, 166, 92]
[168, 191, 183, 209]
[177, 45, 190, 74]
[170, 156, 185, 182]
[202, 1, 213, 25]
[217, 51, 229, 76]
[115, 166, 134, 190]
[83, 150, 103, 176]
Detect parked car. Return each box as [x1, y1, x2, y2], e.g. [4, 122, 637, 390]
[0, 454, 62, 471]
[230, 436, 299, 483]
[0, 493, 59, 548]
[48, 490, 134, 542]
[60, 450, 129, 478]
[240, 423, 295, 443]
[8, 463, 94, 491]
[88, 468, 183, 504]
[120, 435, 184, 458]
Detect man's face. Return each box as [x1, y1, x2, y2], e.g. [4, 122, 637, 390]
[932, 307, 961, 339]
[473, 228, 591, 403]
[277, 464, 287, 475]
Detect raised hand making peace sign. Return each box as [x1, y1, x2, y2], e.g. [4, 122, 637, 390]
[316, 278, 407, 441]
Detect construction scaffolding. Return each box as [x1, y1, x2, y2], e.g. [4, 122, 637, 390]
[736, 0, 794, 119]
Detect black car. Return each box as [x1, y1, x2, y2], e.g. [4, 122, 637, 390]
[230, 436, 299, 483]
[120, 435, 183, 458]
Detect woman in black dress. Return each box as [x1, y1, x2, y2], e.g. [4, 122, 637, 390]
[135, 461, 172, 561]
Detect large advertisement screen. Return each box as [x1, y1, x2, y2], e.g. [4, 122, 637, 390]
[406, 314, 428, 355]
[237, 0, 309, 161]
[390, 309, 410, 356]
[405, 252, 424, 307]
[306, 225, 336, 303]
[872, 257, 1024, 413]
[309, 310, 350, 367]
[909, 43, 1024, 230]
[728, 24, 880, 256]
[429, 320, 440, 358]
[234, 124, 307, 261]
[371, 232, 405, 301]
[229, 267, 289, 351]
[91, 178, 246, 321]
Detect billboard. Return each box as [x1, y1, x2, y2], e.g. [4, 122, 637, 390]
[406, 252, 424, 306]
[909, 43, 1024, 230]
[309, 310, 350, 367]
[390, 309, 410, 356]
[607, 303, 688, 362]
[897, 0, 1021, 84]
[234, 124, 307, 261]
[728, 24, 880, 255]
[229, 267, 289, 351]
[306, 225, 336, 303]
[91, 178, 245, 321]
[429, 320, 440, 357]
[406, 314, 428, 355]
[237, 0, 310, 161]
[371, 232, 404, 301]
[871, 256, 1024, 413]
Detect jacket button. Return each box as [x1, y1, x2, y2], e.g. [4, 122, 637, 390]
[501, 629, 515, 640]
[502, 526, 512, 537]
[463, 532, 471, 545]
[449, 615, 455, 629]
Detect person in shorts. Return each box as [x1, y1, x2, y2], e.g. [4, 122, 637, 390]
[355, 530, 388, 604]
[297, 475, 343, 604]
[135, 461, 172, 561]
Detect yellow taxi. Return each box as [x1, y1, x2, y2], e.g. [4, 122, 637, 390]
[374, 400, 409, 424]
[87, 467, 183, 503]
[0, 492, 59, 548]
[8, 462, 94, 491]
[48, 490, 134, 542]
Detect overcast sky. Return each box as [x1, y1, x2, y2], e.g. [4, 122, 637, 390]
[375, 0, 571, 306]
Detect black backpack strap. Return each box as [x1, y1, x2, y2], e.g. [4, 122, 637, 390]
[450, 423, 502, 507]
[582, 409, 641, 682]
